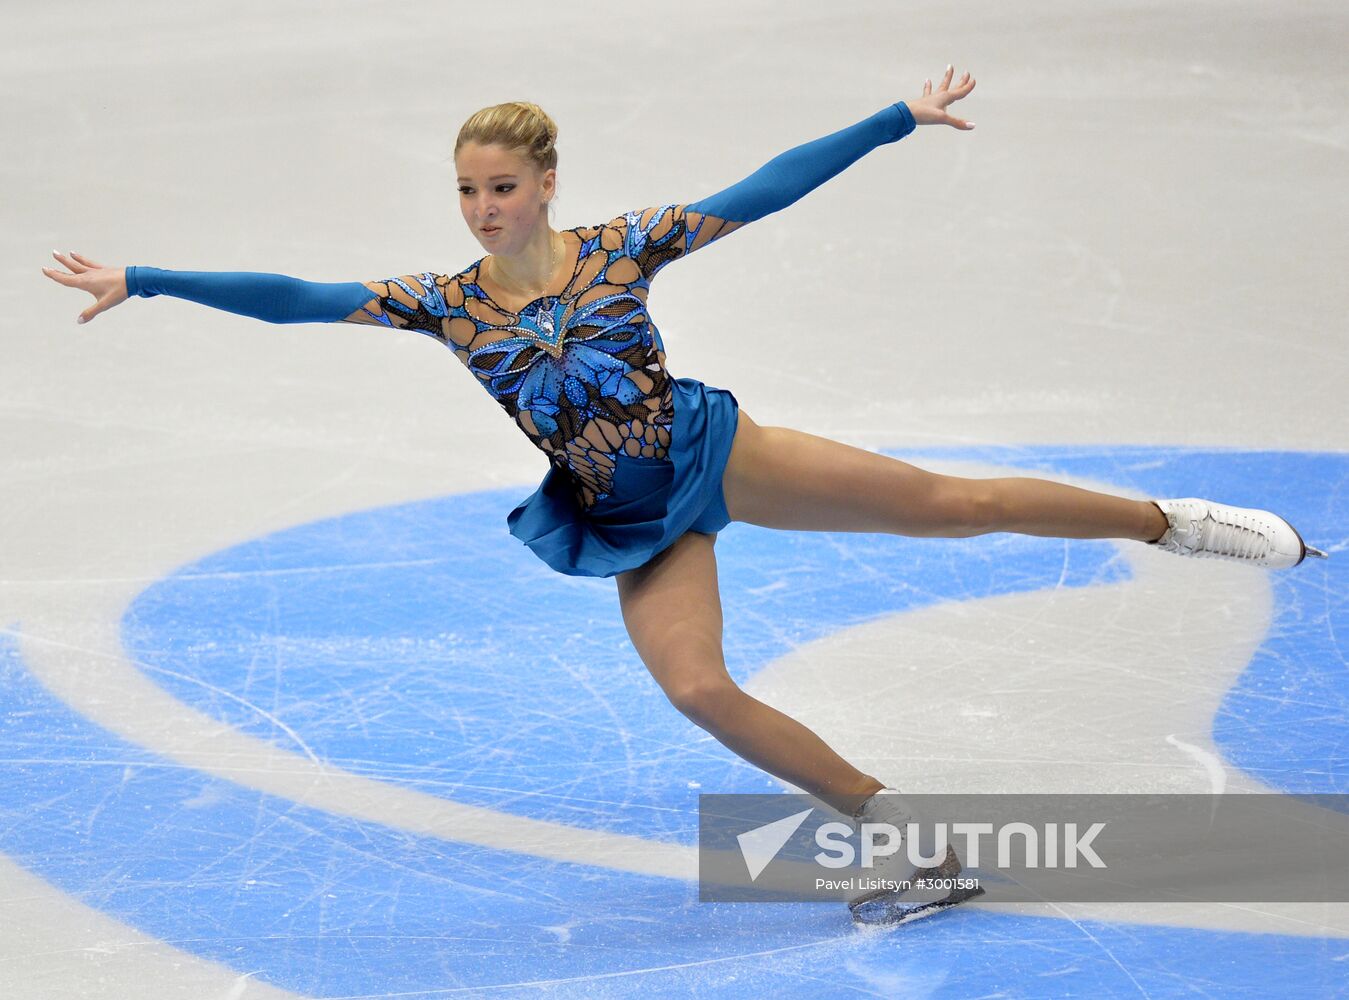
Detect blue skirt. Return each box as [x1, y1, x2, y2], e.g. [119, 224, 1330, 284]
[506, 377, 741, 578]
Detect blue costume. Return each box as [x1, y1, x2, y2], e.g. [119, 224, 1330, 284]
[126, 102, 918, 577]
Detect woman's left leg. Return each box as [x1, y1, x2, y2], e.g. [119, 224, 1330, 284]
[615, 529, 884, 817]
[722, 410, 1169, 541]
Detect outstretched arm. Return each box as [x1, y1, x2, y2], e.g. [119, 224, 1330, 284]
[627, 66, 976, 279]
[123, 266, 381, 324]
[702, 65, 978, 223]
[41, 250, 403, 327]
[686, 101, 916, 226]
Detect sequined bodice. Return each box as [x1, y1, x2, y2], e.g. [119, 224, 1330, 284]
[354, 205, 741, 509]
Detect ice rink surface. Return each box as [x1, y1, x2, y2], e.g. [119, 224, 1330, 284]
[4, 1, 1348, 996]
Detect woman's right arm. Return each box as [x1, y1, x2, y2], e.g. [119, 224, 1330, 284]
[124, 265, 382, 325]
[43, 251, 436, 330]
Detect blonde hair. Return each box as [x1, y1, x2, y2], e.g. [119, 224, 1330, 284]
[455, 101, 559, 175]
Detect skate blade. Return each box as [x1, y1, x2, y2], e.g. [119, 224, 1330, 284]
[850, 884, 985, 928]
[1291, 521, 1329, 564]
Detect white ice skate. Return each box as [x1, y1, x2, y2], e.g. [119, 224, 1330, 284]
[845, 788, 984, 928]
[1148, 498, 1328, 569]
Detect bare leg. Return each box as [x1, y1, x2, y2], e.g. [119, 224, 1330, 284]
[723, 411, 1169, 542]
[615, 530, 883, 817]
[621, 416, 1168, 816]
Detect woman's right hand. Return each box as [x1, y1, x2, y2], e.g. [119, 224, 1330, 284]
[41, 251, 128, 324]
[908, 65, 977, 130]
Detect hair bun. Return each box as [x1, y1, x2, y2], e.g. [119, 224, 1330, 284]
[522, 102, 558, 146]
[455, 100, 561, 173]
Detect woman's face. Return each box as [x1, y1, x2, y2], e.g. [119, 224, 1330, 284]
[456, 142, 556, 255]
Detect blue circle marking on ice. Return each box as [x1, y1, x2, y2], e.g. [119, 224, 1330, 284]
[0, 445, 1342, 998]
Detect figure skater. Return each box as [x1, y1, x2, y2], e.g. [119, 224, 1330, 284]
[42, 66, 1327, 926]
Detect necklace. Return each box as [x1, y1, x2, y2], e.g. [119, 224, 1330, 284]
[488, 232, 561, 307]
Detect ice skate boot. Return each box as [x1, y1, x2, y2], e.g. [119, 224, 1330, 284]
[845, 788, 984, 928]
[1148, 498, 1328, 569]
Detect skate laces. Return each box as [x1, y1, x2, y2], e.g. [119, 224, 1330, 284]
[1167, 502, 1270, 561]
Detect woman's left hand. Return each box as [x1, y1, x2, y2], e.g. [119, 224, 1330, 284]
[908, 65, 976, 130]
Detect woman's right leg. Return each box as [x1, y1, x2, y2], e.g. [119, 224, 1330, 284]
[615, 529, 883, 817]
[617, 535, 983, 923]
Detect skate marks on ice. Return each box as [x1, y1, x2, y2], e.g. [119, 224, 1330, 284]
[0, 446, 1342, 997]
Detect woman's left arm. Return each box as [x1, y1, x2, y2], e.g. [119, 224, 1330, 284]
[687, 102, 916, 228]
[627, 67, 976, 280]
